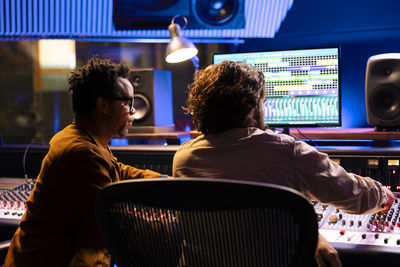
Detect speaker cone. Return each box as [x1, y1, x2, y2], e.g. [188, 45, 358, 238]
[195, 0, 239, 25]
[133, 94, 151, 121]
[369, 84, 400, 121]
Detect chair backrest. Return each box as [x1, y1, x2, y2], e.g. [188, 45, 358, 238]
[95, 178, 318, 267]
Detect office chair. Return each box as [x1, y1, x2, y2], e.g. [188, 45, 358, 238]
[95, 178, 318, 267]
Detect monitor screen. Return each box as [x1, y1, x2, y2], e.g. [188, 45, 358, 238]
[213, 47, 341, 128]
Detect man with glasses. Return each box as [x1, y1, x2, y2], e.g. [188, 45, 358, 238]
[4, 56, 161, 267]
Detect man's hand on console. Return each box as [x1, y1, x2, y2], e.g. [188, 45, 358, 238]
[315, 233, 342, 267]
[382, 187, 395, 214]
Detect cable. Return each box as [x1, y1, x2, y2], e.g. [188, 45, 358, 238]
[296, 128, 318, 147]
[22, 142, 35, 179]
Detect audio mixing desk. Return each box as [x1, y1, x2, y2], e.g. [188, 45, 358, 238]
[0, 178, 33, 221]
[0, 177, 399, 265]
[315, 195, 400, 251]
[314, 194, 400, 266]
[0, 178, 34, 239]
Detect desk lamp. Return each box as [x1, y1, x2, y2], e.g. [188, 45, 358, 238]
[166, 15, 199, 69]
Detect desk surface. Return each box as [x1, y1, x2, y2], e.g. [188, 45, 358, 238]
[126, 131, 190, 139]
[190, 128, 400, 140]
[289, 128, 400, 140]
[125, 131, 191, 145]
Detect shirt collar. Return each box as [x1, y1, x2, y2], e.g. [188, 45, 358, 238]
[73, 115, 112, 154]
[203, 127, 262, 142]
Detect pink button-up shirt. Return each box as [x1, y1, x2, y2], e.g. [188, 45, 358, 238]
[173, 127, 387, 214]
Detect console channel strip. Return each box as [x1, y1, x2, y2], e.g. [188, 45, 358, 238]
[314, 193, 400, 252]
[0, 178, 34, 223]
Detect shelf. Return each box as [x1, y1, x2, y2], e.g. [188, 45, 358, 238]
[125, 131, 191, 145]
[290, 128, 400, 140]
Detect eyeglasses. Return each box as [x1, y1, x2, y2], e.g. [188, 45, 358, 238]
[110, 96, 135, 113]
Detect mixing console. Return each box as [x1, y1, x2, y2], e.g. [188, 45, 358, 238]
[0, 178, 34, 223]
[315, 193, 400, 252]
[0, 174, 399, 264]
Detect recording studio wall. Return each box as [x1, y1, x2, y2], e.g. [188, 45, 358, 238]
[0, 42, 37, 144]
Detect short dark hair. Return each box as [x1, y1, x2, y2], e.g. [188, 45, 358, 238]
[185, 60, 265, 135]
[68, 55, 130, 117]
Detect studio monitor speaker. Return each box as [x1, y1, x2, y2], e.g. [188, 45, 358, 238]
[365, 54, 400, 131]
[128, 69, 174, 133]
[113, 0, 245, 30]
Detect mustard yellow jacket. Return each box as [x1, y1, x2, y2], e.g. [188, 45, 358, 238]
[4, 118, 160, 266]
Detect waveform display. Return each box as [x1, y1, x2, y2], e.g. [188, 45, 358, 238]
[265, 95, 339, 125]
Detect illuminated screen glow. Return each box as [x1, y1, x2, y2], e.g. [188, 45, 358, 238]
[213, 47, 341, 128]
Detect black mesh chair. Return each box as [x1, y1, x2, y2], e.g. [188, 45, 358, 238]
[95, 178, 318, 267]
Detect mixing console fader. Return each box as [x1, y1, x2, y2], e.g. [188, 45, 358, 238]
[315, 193, 400, 253]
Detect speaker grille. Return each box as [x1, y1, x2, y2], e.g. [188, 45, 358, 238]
[368, 84, 400, 121]
[194, 0, 239, 25]
[133, 94, 151, 122]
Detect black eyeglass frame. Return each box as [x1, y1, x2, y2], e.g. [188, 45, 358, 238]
[109, 96, 135, 113]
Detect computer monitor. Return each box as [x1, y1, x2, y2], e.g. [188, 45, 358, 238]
[213, 47, 341, 130]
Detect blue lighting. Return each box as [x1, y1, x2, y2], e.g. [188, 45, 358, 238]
[53, 92, 60, 135]
[110, 139, 129, 146]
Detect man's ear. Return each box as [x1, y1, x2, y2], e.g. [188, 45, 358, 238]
[249, 106, 258, 120]
[96, 97, 109, 115]
[247, 106, 259, 127]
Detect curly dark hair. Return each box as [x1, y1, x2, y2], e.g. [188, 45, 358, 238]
[185, 60, 265, 135]
[68, 55, 130, 117]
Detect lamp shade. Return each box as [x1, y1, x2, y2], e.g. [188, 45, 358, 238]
[166, 22, 198, 63]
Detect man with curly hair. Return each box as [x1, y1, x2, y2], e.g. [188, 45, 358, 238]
[4, 56, 161, 267]
[173, 60, 394, 267]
